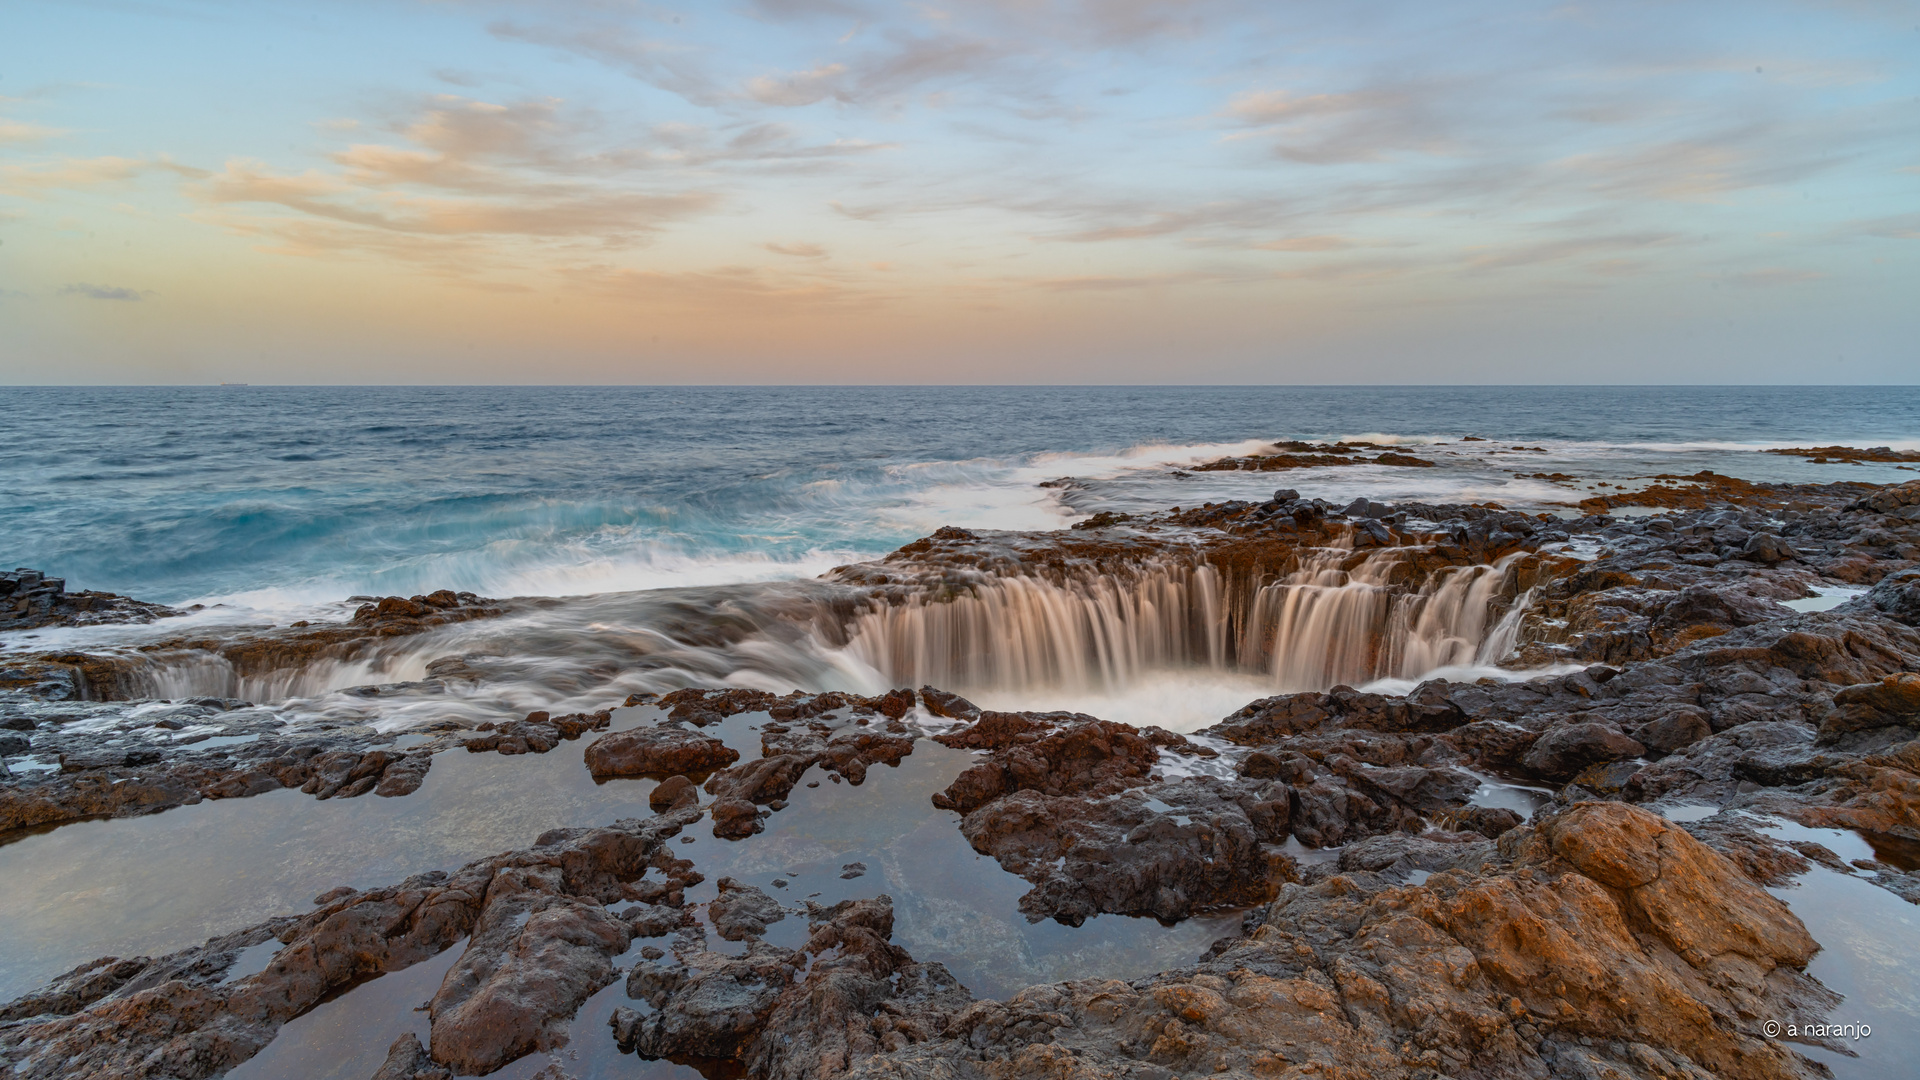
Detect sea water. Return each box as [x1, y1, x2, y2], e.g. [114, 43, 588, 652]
[6, 385, 1917, 610]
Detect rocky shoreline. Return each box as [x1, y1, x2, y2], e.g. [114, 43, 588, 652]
[2, 474, 1918, 1078]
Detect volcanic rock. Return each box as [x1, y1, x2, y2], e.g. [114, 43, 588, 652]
[708, 878, 785, 941]
[584, 722, 739, 781]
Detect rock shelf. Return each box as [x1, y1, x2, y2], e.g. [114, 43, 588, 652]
[2, 476, 1919, 1078]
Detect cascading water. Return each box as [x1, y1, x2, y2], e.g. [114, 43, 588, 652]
[840, 563, 1232, 695]
[1253, 549, 1529, 690]
[98, 543, 1538, 732]
[841, 544, 1535, 698]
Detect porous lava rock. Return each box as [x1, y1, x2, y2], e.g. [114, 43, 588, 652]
[848, 803, 1835, 1080]
[584, 722, 739, 780]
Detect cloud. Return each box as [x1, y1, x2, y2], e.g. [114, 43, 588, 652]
[0, 155, 150, 196]
[1844, 212, 1920, 239]
[1463, 231, 1681, 272]
[488, 21, 722, 106]
[746, 63, 851, 107]
[829, 200, 886, 220]
[190, 158, 715, 239]
[1037, 197, 1303, 244]
[178, 96, 726, 271]
[764, 240, 828, 256]
[561, 262, 883, 314]
[1717, 267, 1826, 287]
[60, 283, 145, 300]
[1254, 236, 1352, 252]
[1219, 84, 1459, 164]
[0, 118, 65, 144]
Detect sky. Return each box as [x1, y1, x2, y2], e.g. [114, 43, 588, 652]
[2, 0, 1917, 384]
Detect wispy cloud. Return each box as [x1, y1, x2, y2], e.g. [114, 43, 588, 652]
[1716, 267, 1826, 287]
[0, 118, 66, 144]
[764, 240, 828, 257]
[0, 155, 150, 196]
[60, 283, 146, 300]
[179, 96, 725, 271]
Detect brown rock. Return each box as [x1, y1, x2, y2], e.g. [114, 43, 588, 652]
[1819, 672, 1920, 738]
[1519, 721, 1645, 781]
[584, 723, 739, 781]
[427, 868, 632, 1075]
[648, 774, 699, 812]
[369, 1033, 449, 1080]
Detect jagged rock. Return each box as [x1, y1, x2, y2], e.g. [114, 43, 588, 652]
[1819, 672, 1920, 738]
[699, 719, 914, 838]
[0, 568, 178, 632]
[848, 803, 1832, 1080]
[615, 941, 801, 1061]
[918, 686, 979, 720]
[708, 878, 785, 941]
[1870, 568, 1920, 625]
[369, 1033, 449, 1080]
[0, 809, 698, 1079]
[584, 722, 739, 780]
[615, 896, 972, 1077]
[930, 713, 1159, 813]
[649, 773, 700, 812]
[427, 869, 633, 1074]
[957, 778, 1294, 925]
[1519, 722, 1646, 780]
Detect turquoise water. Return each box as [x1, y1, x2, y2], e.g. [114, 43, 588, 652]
[5, 385, 1918, 608]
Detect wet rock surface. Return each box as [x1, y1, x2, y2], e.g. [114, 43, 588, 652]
[5, 589, 506, 705]
[0, 703, 620, 838]
[0, 568, 179, 633]
[584, 721, 738, 780]
[850, 803, 1836, 1080]
[674, 688, 919, 839]
[5, 474, 1920, 1078]
[0, 807, 698, 1078]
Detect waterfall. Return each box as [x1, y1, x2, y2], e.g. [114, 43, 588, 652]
[840, 563, 1231, 695]
[843, 546, 1531, 696]
[95, 546, 1536, 724]
[1250, 549, 1526, 690]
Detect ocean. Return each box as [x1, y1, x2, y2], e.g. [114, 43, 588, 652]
[7, 385, 1919, 609]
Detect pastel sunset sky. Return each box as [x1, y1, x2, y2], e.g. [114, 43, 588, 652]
[3, 0, 1917, 383]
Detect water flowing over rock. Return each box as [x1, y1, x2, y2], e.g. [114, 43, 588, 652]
[7, 469, 1920, 1079]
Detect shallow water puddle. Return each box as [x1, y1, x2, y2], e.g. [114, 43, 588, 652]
[0, 704, 1247, 1077]
[0, 708, 664, 1000]
[1756, 817, 1920, 1080]
[1778, 586, 1868, 613]
[226, 937, 469, 1080]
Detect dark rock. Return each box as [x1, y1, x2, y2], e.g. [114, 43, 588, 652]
[615, 941, 799, 1061]
[917, 686, 979, 720]
[929, 713, 1158, 813]
[1740, 531, 1800, 564]
[708, 878, 784, 941]
[649, 774, 700, 812]
[1632, 709, 1713, 754]
[1520, 722, 1646, 780]
[0, 808, 698, 1078]
[956, 778, 1294, 925]
[1820, 672, 1920, 739]
[584, 723, 739, 781]
[369, 1033, 449, 1080]
[1871, 568, 1920, 625]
